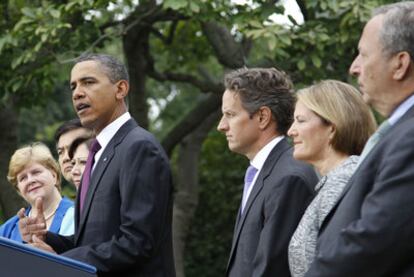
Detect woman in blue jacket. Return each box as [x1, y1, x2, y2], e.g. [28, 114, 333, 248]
[0, 142, 74, 242]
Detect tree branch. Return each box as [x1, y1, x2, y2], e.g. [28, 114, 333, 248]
[3, 0, 10, 24]
[295, 0, 309, 21]
[161, 93, 221, 156]
[165, 20, 179, 44]
[153, 70, 223, 94]
[201, 21, 246, 69]
[99, 20, 123, 32]
[150, 19, 179, 44]
[144, 38, 223, 94]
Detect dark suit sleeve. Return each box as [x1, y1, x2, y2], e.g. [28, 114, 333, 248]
[252, 174, 314, 276]
[45, 233, 75, 253]
[61, 140, 172, 272]
[305, 131, 414, 277]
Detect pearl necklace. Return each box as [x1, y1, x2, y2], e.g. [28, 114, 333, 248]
[28, 199, 60, 225]
[44, 210, 57, 222]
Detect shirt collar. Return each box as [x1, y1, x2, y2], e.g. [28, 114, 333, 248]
[96, 112, 131, 151]
[250, 135, 284, 171]
[388, 93, 414, 125]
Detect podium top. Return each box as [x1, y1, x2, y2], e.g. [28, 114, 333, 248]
[0, 236, 97, 274]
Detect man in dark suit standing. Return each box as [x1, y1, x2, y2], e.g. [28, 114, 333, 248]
[305, 2, 414, 277]
[19, 54, 175, 277]
[218, 68, 318, 277]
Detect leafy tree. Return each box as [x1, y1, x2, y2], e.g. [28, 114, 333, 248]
[185, 130, 247, 276]
[0, 0, 395, 276]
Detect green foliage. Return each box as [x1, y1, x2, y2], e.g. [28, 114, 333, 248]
[151, 20, 216, 71]
[148, 81, 204, 137]
[241, 0, 394, 85]
[0, 0, 108, 107]
[185, 130, 248, 277]
[0, 0, 398, 275]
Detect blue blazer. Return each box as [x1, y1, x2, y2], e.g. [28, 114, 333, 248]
[0, 197, 74, 242]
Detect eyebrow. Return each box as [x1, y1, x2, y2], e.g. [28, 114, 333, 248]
[70, 76, 97, 87]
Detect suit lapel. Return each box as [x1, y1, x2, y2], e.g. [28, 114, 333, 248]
[319, 106, 414, 234]
[226, 138, 291, 271]
[75, 119, 137, 243]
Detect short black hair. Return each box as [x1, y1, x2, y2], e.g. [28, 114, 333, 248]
[54, 118, 83, 143]
[68, 136, 94, 160]
[74, 53, 129, 83]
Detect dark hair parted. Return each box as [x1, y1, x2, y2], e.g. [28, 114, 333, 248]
[224, 67, 295, 135]
[68, 136, 95, 160]
[54, 118, 83, 143]
[75, 53, 129, 83]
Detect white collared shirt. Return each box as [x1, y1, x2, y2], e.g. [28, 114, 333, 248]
[244, 135, 285, 206]
[93, 112, 131, 171]
[388, 93, 414, 125]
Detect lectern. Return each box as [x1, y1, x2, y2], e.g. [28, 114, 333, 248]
[0, 236, 97, 277]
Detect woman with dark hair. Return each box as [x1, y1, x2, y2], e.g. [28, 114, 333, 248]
[69, 136, 94, 189]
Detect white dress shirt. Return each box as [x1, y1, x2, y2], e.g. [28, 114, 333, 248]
[93, 112, 131, 171]
[243, 135, 285, 207]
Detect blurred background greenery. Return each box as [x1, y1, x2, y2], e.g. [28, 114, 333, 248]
[0, 0, 392, 276]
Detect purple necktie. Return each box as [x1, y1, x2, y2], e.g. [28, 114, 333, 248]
[241, 165, 258, 213]
[80, 139, 101, 212]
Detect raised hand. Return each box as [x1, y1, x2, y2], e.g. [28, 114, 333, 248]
[30, 235, 56, 253]
[18, 197, 47, 243]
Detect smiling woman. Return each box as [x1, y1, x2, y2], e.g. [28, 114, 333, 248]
[287, 80, 377, 277]
[0, 142, 75, 242]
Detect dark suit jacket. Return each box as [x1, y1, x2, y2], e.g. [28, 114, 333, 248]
[305, 106, 414, 277]
[226, 138, 318, 277]
[46, 119, 175, 277]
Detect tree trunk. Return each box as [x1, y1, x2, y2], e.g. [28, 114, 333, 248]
[173, 110, 220, 277]
[122, 26, 151, 130]
[0, 104, 25, 221]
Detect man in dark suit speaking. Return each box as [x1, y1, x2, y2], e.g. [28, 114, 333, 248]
[218, 68, 318, 276]
[305, 2, 414, 276]
[19, 54, 175, 277]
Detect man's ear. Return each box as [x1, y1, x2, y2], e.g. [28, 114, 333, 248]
[392, 51, 411, 81]
[115, 80, 129, 100]
[257, 106, 272, 130]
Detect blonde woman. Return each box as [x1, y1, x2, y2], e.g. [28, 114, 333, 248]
[287, 80, 377, 277]
[0, 142, 74, 242]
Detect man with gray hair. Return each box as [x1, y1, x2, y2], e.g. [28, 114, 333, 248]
[305, 2, 414, 276]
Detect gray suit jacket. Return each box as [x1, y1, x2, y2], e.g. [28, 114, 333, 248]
[46, 119, 175, 277]
[305, 106, 414, 277]
[226, 138, 318, 277]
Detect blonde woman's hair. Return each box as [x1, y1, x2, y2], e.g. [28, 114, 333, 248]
[297, 80, 377, 155]
[7, 142, 61, 190]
